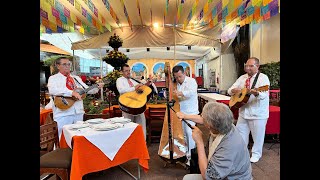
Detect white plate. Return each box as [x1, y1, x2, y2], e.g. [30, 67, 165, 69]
[69, 123, 90, 130]
[92, 123, 119, 131]
[109, 117, 131, 124]
[86, 118, 105, 124]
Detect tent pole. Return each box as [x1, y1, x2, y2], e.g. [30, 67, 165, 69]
[72, 50, 76, 74]
[99, 48, 104, 101]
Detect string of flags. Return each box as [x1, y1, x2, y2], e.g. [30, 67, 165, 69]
[40, 0, 112, 35]
[40, 0, 280, 35]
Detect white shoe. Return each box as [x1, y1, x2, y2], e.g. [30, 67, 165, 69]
[250, 156, 259, 163]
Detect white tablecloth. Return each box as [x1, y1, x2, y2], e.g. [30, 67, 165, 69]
[198, 93, 231, 101]
[62, 119, 138, 161]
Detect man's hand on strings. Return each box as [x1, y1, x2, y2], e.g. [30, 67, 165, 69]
[176, 111, 185, 121]
[72, 91, 82, 100]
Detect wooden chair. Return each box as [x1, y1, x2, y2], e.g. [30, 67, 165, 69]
[44, 112, 54, 125]
[199, 97, 208, 113]
[40, 121, 72, 180]
[112, 106, 123, 118]
[146, 107, 166, 145]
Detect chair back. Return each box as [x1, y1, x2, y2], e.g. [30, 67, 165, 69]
[147, 107, 166, 144]
[112, 106, 123, 117]
[40, 121, 59, 155]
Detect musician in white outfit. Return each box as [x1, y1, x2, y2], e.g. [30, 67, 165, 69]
[172, 65, 199, 166]
[47, 57, 104, 139]
[116, 64, 147, 140]
[227, 57, 270, 163]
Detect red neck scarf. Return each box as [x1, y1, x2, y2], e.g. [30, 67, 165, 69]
[127, 78, 134, 87]
[64, 73, 76, 90]
[245, 75, 252, 89]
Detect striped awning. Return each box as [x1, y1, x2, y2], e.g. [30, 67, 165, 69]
[40, 43, 71, 55]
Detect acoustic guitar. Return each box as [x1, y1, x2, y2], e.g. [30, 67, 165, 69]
[118, 80, 153, 115]
[54, 83, 101, 110]
[229, 85, 269, 109]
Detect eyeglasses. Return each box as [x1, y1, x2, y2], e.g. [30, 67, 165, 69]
[59, 63, 71, 67]
[244, 64, 256, 68]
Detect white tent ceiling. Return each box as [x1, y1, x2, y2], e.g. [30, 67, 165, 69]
[40, 0, 242, 60]
[41, 31, 222, 60]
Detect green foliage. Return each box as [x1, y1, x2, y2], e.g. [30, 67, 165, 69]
[108, 33, 123, 48]
[83, 95, 109, 114]
[259, 61, 280, 89]
[43, 55, 72, 66]
[102, 50, 129, 70]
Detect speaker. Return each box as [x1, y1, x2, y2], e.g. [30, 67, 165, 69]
[167, 47, 170, 51]
[126, 49, 130, 52]
[188, 46, 191, 50]
[147, 48, 150, 51]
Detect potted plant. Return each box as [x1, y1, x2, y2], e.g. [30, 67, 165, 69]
[102, 50, 129, 71]
[259, 61, 280, 90]
[103, 33, 129, 70]
[83, 95, 110, 120]
[108, 33, 123, 49]
[102, 70, 122, 97]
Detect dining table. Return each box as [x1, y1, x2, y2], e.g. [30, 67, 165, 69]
[60, 119, 150, 180]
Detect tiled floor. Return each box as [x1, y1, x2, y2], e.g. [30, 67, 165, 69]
[42, 142, 280, 180]
[42, 123, 280, 180]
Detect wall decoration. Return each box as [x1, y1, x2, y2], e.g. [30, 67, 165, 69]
[152, 62, 165, 81]
[176, 61, 191, 77]
[131, 63, 148, 81]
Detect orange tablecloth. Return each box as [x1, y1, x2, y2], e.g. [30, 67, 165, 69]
[40, 109, 52, 125]
[103, 104, 166, 118]
[60, 125, 150, 180]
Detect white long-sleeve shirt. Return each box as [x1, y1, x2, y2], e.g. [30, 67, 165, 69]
[116, 76, 139, 95]
[48, 72, 99, 118]
[177, 76, 199, 115]
[227, 72, 270, 119]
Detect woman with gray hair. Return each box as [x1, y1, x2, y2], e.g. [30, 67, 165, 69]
[176, 102, 252, 180]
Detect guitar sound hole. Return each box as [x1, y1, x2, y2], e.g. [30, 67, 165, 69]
[238, 93, 242, 97]
[137, 90, 143, 94]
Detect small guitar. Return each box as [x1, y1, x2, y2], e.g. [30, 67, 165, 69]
[54, 83, 101, 110]
[229, 85, 269, 109]
[118, 80, 153, 115]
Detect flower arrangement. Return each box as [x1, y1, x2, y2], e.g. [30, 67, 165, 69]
[102, 70, 122, 96]
[108, 33, 123, 48]
[102, 50, 129, 70]
[103, 33, 129, 70]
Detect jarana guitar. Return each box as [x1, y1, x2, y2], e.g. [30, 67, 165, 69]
[118, 80, 153, 115]
[54, 83, 102, 110]
[229, 85, 269, 109]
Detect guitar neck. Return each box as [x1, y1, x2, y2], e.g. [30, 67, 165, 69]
[80, 84, 98, 95]
[247, 85, 269, 95]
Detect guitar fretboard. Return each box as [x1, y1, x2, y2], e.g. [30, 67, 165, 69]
[78, 84, 98, 95]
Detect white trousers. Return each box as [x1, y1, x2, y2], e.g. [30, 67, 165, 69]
[236, 116, 268, 159]
[122, 112, 146, 140]
[54, 113, 84, 140]
[183, 120, 196, 160]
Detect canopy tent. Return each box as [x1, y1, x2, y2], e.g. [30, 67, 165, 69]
[70, 25, 228, 60]
[40, 43, 71, 55]
[40, 32, 96, 59]
[71, 26, 222, 50]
